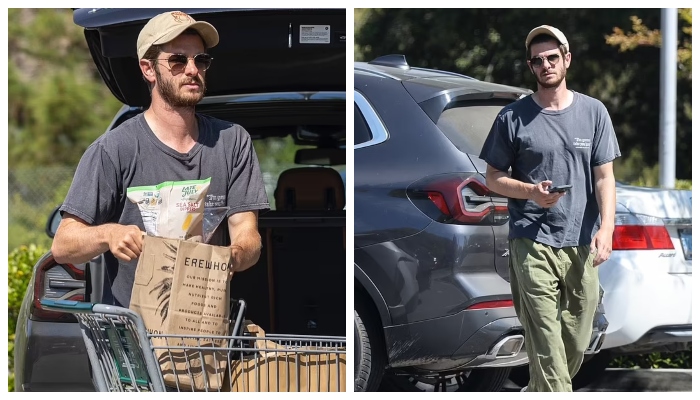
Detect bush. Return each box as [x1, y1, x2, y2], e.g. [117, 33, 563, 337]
[611, 347, 692, 369]
[8, 244, 47, 392]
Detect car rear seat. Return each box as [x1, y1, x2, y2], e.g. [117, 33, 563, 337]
[274, 167, 345, 211]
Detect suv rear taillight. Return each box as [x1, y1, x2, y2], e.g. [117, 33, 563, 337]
[612, 213, 675, 250]
[30, 253, 86, 322]
[407, 173, 509, 225]
[466, 299, 514, 310]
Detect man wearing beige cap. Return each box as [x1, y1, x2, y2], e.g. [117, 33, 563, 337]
[479, 25, 620, 391]
[53, 11, 270, 308]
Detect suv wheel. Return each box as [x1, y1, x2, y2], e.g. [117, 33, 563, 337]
[354, 305, 385, 391]
[381, 368, 511, 392]
[508, 350, 612, 390]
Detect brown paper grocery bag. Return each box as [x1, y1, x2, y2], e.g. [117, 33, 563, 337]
[300, 350, 346, 392]
[129, 235, 234, 391]
[227, 323, 346, 392]
[228, 347, 302, 392]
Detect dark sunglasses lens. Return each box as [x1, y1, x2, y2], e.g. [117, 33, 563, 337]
[168, 55, 188, 69]
[530, 54, 559, 67]
[530, 57, 543, 67]
[194, 54, 212, 70]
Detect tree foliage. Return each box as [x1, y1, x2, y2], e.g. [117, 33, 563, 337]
[8, 8, 123, 168]
[355, 9, 692, 182]
[606, 10, 691, 81]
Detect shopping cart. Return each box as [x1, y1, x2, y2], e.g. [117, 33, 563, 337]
[40, 298, 346, 392]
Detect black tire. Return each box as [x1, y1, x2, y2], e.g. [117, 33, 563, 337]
[507, 365, 530, 388]
[381, 368, 511, 392]
[354, 304, 385, 391]
[460, 368, 512, 392]
[508, 351, 612, 390]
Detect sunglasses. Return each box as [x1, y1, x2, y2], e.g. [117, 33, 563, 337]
[155, 53, 213, 73]
[528, 53, 561, 68]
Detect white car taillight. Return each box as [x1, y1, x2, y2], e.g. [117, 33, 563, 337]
[613, 212, 675, 250]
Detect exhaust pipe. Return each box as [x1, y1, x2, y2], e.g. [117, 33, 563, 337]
[487, 334, 525, 358]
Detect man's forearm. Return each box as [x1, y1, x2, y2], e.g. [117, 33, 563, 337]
[52, 221, 113, 264]
[230, 230, 262, 272]
[485, 169, 534, 200]
[595, 173, 617, 232]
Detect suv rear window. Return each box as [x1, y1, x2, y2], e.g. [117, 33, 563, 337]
[354, 104, 372, 145]
[436, 100, 514, 155]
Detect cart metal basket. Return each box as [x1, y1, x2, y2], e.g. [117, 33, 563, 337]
[40, 298, 346, 392]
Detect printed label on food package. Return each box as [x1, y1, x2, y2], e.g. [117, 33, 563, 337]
[300, 25, 330, 44]
[127, 183, 167, 237]
[160, 178, 211, 241]
[127, 177, 211, 241]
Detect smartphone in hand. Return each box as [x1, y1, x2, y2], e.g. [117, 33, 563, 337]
[548, 184, 572, 193]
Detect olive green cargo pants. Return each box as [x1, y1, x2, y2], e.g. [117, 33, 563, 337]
[509, 237, 599, 392]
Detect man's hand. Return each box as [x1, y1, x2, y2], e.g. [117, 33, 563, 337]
[590, 227, 613, 267]
[53, 214, 143, 265]
[530, 180, 566, 208]
[107, 225, 144, 262]
[228, 245, 246, 278]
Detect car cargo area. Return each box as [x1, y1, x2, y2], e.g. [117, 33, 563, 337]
[214, 97, 346, 338]
[232, 210, 346, 337]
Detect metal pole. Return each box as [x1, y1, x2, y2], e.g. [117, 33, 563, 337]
[659, 8, 677, 189]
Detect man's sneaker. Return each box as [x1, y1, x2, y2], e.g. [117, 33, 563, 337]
[520, 386, 527, 392]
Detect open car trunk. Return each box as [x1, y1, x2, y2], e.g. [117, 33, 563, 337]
[194, 96, 349, 336]
[232, 211, 346, 336]
[73, 8, 346, 108]
[210, 96, 346, 337]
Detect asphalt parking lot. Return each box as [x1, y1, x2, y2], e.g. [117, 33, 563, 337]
[502, 368, 692, 392]
[379, 368, 692, 392]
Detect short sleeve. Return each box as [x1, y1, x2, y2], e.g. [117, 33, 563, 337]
[590, 103, 621, 166]
[59, 141, 120, 225]
[479, 111, 516, 172]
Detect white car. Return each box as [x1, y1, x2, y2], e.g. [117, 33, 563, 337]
[600, 182, 692, 351]
[508, 181, 692, 389]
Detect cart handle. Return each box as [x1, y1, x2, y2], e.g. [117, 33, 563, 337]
[40, 299, 94, 312]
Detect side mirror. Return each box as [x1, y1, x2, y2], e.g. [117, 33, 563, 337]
[46, 206, 62, 238]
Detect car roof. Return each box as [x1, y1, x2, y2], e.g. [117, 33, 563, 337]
[355, 54, 533, 120]
[354, 56, 478, 82]
[355, 55, 531, 99]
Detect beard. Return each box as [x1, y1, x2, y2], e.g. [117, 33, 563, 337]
[154, 68, 206, 108]
[535, 66, 567, 89]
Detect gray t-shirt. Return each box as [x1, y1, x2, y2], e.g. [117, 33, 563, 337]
[479, 91, 621, 248]
[60, 113, 270, 306]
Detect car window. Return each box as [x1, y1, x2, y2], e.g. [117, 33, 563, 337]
[354, 104, 372, 145]
[354, 90, 389, 149]
[436, 100, 513, 155]
[252, 136, 345, 210]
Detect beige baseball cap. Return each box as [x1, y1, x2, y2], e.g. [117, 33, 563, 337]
[137, 11, 219, 59]
[525, 25, 569, 54]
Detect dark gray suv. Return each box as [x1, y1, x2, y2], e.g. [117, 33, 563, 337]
[353, 55, 607, 392]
